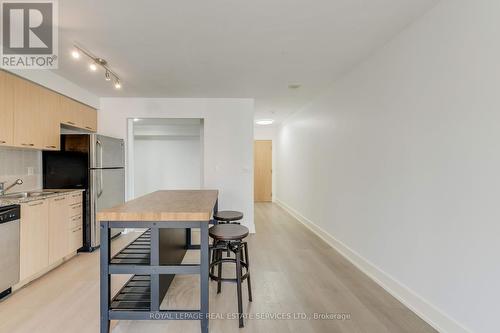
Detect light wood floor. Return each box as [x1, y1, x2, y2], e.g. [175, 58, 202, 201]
[0, 203, 437, 333]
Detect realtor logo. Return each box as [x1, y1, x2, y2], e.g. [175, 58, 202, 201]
[0, 0, 58, 68]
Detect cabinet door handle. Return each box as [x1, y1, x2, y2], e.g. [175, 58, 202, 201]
[67, 121, 75, 125]
[28, 201, 44, 206]
[21, 143, 34, 146]
[54, 197, 66, 202]
[0, 140, 6, 144]
[46, 145, 57, 149]
[71, 194, 81, 198]
[85, 126, 93, 130]
[72, 227, 82, 233]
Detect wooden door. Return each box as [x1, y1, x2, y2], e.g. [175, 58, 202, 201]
[13, 76, 43, 148]
[80, 103, 97, 132]
[40, 88, 61, 150]
[60, 96, 83, 128]
[254, 140, 272, 202]
[48, 195, 69, 264]
[0, 71, 15, 146]
[20, 200, 49, 280]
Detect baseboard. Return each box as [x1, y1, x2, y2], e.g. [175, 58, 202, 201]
[13, 252, 78, 292]
[275, 198, 472, 333]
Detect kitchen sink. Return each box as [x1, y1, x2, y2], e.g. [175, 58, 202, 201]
[0, 191, 56, 199]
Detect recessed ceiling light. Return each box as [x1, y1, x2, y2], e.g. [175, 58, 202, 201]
[133, 118, 140, 122]
[71, 50, 80, 59]
[255, 119, 274, 125]
[288, 84, 301, 89]
[89, 63, 97, 71]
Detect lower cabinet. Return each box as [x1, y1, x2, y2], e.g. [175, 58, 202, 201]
[48, 195, 69, 265]
[19, 200, 49, 281]
[67, 193, 83, 253]
[19, 192, 83, 284]
[69, 225, 83, 253]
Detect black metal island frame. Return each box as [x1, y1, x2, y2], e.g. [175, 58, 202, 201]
[97, 190, 219, 333]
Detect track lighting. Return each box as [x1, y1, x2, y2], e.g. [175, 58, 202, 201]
[71, 45, 122, 90]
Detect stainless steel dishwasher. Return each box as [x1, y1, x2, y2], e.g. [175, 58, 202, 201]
[0, 205, 20, 299]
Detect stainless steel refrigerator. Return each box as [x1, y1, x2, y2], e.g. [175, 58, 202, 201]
[43, 134, 125, 251]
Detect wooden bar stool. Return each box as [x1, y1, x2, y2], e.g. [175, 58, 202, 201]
[209, 224, 252, 328]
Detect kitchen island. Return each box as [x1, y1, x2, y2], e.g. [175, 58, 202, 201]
[97, 190, 218, 333]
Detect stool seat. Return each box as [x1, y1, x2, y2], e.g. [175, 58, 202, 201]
[209, 224, 249, 241]
[214, 210, 243, 222]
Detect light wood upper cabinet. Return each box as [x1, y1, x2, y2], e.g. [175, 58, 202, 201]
[40, 88, 61, 150]
[0, 70, 98, 150]
[59, 95, 81, 127]
[60, 98, 97, 132]
[0, 71, 15, 146]
[81, 103, 97, 132]
[20, 200, 49, 281]
[48, 196, 69, 265]
[13, 75, 44, 149]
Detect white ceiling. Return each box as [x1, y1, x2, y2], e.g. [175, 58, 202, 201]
[56, 0, 438, 123]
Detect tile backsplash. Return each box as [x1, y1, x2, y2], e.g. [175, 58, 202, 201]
[0, 148, 42, 192]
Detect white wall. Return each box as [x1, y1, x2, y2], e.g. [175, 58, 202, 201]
[134, 137, 201, 197]
[254, 125, 277, 201]
[99, 98, 255, 232]
[276, 1, 499, 332]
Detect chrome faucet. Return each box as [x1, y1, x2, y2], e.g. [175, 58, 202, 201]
[0, 179, 23, 196]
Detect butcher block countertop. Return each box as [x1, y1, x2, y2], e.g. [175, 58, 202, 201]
[97, 190, 218, 222]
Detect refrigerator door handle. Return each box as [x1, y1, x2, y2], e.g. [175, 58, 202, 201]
[98, 169, 103, 198]
[96, 139, 102, 168]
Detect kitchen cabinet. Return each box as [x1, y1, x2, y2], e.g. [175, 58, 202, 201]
[17, 192, 83, 286]
[0, 71, 15, 146]
[19, 200, 49, 281]
[40, 88, 61, 150]
[81, 103, 97, 132]
[60, 96, 83, 128]
[13, 75, 44, 149]
[0, 70, 97, 150]
[68, 225, 83, 254]
[67, 193, 83, 254]
[60, 97, 97, 132]
[48, 195, 69, 265]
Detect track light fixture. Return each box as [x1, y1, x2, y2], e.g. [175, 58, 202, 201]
[71, 45, 122, 90]
[71, 50, 80, 59]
